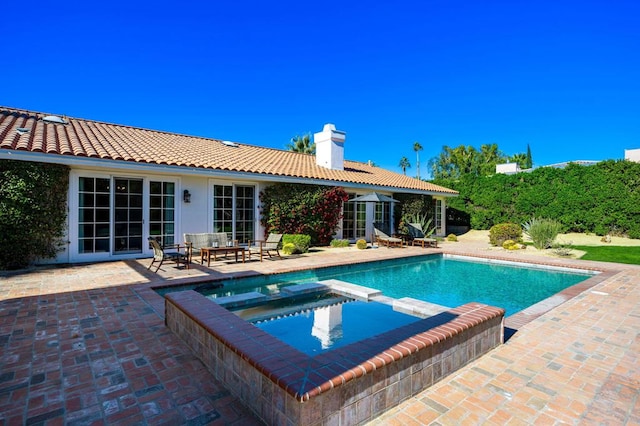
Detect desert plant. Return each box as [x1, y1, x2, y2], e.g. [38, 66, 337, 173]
[446, 234, 458, 242]
[489, 223, 522, 247]
[330, 239, 350, 248]
[402, 211, 436, 236]
[551, 241, 574, 257]
[356, 239, 367, 249]
[523, 217, 563, 250]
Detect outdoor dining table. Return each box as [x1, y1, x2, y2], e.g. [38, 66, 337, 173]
[200, 246, 246, 266]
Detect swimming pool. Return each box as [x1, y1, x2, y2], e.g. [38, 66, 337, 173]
[158, 254, 595, 316]
[162, 254, 594, 424]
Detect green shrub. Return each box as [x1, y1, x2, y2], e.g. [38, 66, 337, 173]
[446, 234, 458, 242]
[502, 239, 516, 249]
[356, 239, 367, 249]
[489, 223, 522, 247]
[330, 239, 350, 248]
[0, 161, 69, 269]
[522, 217, 563, 250]
[282, 242, 296, 255]
[282, 234, 311, 254]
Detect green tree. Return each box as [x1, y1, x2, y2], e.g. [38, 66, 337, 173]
[413, 141, 423, 179]
[451, 145, 480, 176]
[398, 157, 411, 175]
[478, 144, 505, 175]
[287, 134, 315, 154]
[525, 144, 533, 169]
[429, 146, 456, 179]
[430, 144, 508, 179]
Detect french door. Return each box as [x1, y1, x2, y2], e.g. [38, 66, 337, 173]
[113, 178, 143, 254]
[342, 194, 366, 240]
[211, 184, 255, 244]
[77, 175, 176, 257]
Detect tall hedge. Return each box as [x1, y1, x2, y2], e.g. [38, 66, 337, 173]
[0, 160, 69, 269]
[434, 160, 640, 238]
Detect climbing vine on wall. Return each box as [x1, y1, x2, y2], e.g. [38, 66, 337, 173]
[0, 160, 69, 269]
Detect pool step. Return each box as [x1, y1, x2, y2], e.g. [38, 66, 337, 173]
[317, 279, 383, 301]
[280, 282, 330, 297]
[213, 291, 268, 309]
[393, 297, 450, 318]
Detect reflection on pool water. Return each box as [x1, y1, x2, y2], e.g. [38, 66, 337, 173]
[231, 294, 421, 356]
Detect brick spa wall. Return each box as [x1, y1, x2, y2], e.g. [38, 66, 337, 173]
[165, 291, 504, 425]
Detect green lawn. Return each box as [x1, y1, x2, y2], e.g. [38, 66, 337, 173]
[572, 245, 640, 265]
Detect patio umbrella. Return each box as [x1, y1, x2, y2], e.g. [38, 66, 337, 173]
[348, 192, 399, 203]
[348, 192, 399, 243]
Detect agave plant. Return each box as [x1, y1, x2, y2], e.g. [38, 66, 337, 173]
[402, 212, 436, 237]
[522, 217, 563, 250]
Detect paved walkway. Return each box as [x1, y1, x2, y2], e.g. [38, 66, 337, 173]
[0, 242, 638, 425]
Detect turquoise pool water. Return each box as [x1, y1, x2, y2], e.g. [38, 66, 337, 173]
[158, 255, 594, 316]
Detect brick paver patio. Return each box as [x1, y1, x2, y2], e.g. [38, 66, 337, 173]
[0, 242, 638, 425]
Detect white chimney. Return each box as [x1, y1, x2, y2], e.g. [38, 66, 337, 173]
[314, 123, 346, 170]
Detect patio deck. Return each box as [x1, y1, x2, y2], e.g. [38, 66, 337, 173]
[0, 242, 638, 425]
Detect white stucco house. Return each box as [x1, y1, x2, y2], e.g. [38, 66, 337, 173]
[625, 148, 640, 162]
[0, 106, 457, 264]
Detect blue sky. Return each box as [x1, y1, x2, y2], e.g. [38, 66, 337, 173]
[3, 0, 639, 177]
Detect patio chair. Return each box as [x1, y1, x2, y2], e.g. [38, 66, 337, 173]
[372, 223, 403, 247]
[407, 223, 438, 248]
[148, 237, 189, 272]
[183, 233, 210, 263]
[247, 233, 283, 261]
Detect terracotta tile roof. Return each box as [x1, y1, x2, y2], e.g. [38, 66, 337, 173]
[0, 106, 457, 195]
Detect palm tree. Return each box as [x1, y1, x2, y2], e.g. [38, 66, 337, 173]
[510, 153, 528, 169]
[398, 157, 411, 175]
[413, 142, 423, 179]
[287, 134, 315, 154]
[451, 145, 479, 176]
[479, 143, 505, 176]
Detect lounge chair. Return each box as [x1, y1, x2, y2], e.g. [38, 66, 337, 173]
[407, 223, 438, 248]
[147, 237, 189, 272]
[247, 233, 283, 261]
[372, 223, 403, 247]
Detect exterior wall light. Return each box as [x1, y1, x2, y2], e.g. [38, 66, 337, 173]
[183, 189, 191, 203]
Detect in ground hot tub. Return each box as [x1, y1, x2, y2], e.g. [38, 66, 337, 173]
[165, 280, 505, 425]
[227, 290, 422, 356]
